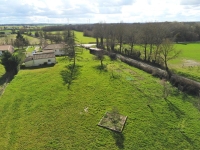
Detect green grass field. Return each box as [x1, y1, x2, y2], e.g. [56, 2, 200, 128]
[0, 49, 200, 149]
[47, 30, 96, 44]
[74, 31, 96, 44]
[0, 34, 16, 44]
[23, 35, 40, 45]
[168, 43, 200, 82]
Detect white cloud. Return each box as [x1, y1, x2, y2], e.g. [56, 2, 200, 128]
[0, 0, 199, 24]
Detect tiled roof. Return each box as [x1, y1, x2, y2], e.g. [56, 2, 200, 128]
[43, 44, 64, 50]
[0, 45, 14, 53]
[33, 52, 55, 60]
[24, 51, 55, 62]
[35, 50, 54, 54]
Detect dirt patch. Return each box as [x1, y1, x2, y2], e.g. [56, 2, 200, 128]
[183, 59, 200, 67]
[98, 112, 127, 132]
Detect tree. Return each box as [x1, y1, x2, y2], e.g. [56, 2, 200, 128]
[116, 22, 124, 53]
[0, 51, 21, 78]
[14, 31, 28, 49]
[159, 39, 181, 77]
[95, 50, 105, 69]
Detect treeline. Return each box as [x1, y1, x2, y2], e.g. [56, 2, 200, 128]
[42, 24, 93, 32]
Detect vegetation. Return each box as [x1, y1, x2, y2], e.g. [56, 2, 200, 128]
[0, 51, 21, 79]
[0, 50, 200, 149]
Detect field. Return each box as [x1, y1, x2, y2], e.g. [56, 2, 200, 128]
[0, 34, 16, 44]
[168, 43, 200, 82]
[74, 31, 96, 44]
[0, 49, 200, 149]
[47, 30, 96, 44]
[23, 35, 40, 45]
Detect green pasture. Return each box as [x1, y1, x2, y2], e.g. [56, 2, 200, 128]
[0, 34, 16, 44]
[47, 30, 96, 44]
[175, 43, 200, 61]
[74, 31, 96, 44]
[0, 49, 200, 149]
[23, 35, 40, 45]
[0, 30, 12, 34]
[168, 43, 200, 82]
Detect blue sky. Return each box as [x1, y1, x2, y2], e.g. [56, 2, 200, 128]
[0, 0, 200, 24]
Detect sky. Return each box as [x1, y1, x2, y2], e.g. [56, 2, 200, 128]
[0, 0, 200, 24]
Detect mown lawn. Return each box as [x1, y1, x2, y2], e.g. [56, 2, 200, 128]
[0, 49, 200, 149]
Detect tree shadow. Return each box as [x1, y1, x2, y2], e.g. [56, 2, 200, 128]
[165, 99, 185, 118]
[180, 131, 194, 146]
[171, 89, 200, 111]
[60, 64, 81, 89]
[21, 63, 55, 70]
[147, 104, 154, 113]
[93, 65, 107, 73]
[111, 131, 125, 149]
[0, 73, 7, 86]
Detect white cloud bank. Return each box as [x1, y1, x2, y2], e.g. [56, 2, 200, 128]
[0, 0, 199, 24]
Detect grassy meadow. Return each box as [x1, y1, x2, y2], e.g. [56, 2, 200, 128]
[74, 31, 96, 44]
[47, 30, 96, 44]
[23, 35, 40, 45]
[0, 49, 200, 149]
[168, 43, 200, 82]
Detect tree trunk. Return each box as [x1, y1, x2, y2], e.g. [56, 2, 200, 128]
[130, 42, 134, 54]
[100, 59, 103, 67]
[100, 37, 103, 48]
[96, 38, 99, 48]
[148, 44, 153, 62]
[144, 44, 147, 61]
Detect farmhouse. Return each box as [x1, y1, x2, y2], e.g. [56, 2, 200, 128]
[24, 50, 56, 67]
[43, 44, 65, 56]
[0, 45, 14, 56]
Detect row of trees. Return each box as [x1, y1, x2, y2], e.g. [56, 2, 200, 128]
[91, 22, 184, 71]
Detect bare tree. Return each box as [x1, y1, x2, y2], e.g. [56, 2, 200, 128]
[125, 24, 137, 54]
[159, 39, 181, 77]
[116, 22, 124, 53]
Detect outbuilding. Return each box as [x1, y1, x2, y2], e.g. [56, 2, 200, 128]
[24, 50, 56, 67]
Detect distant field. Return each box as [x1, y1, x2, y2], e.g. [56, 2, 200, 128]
[0, 49, 200, 149]
[0, 34, 16, 44]
[0, 30, 12, 34]
[47, 30, 96, 44]
[175, 43, 200, 61]
[168, 43, 200, 82]
[74, 31, 96, 44]
[23, 35, 40, 45]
